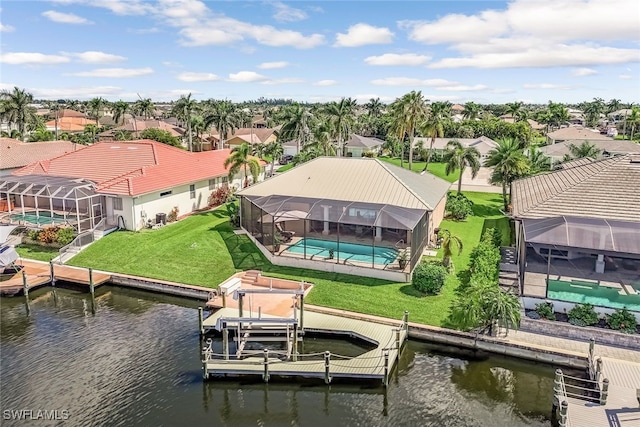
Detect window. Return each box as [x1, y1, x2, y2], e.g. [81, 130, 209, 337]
[160, 190, 172, 197]
[222, 176, 228, 185]
[190, 184, 196, 199]
[209, 179, 216, 190]
[112, 197, 123, 211]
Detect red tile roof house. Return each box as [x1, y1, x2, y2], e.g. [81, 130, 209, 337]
[0, 138, 82, 176]
[0, 140, 266, 232]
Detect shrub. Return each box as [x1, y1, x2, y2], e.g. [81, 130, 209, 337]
[468, 240, 501, 284]
[37, 227, 58, 244]
[482, 227, 503, 248]
[606, 308, 637, 334]
[27, 229, 41, 241]
[167, 206, 179, 222]
[568, 303, 598, 327]
[445, 192, 474, 221]
[226, 197, 240, 227]
[535, 302, 555, 320]
[55, 227, 75, 245]
[412, 261, 448, 295]
[208, 185, 231, 207]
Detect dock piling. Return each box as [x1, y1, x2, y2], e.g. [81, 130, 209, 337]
[395, 327, 401, 349]
[88, 268, 95, 296]
[558, 401, 568, 427]
[292, 323, 298, 361]
[552, 369, 563, 411]
[222, 324, 229, 360]
[383, 350, 389, 387]
[50, 261, 56, 287]
[600, 378, 609, 405]
[198, 307, 204, 335]
[324, 351, 331, 384]
[21, 270, 29, 299]
[263, 349, 270, 383]
[403, 311, 409, 332]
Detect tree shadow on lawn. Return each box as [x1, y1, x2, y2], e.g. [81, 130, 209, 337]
[471, 202, 503, 217]
[399, 284, 430, 298]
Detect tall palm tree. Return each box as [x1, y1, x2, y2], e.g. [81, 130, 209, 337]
[263, 140, 284, 177]
[224, 142, 261, 188]
[421, 101, 450, 172]
[462, 101, 481, 120]
[278, 103, 313, 154]
[83, 123, 99, 144]
[439, 229, 463, 270]
[443, 140, 481, 194]
[0, 129, 22, 139]
[365, 97, 383, 119]
[567, 141, 602, 159]
[526, 146, 550, 175]
[392, 91, 427, 171]
[111, 100, 130, 125]
[583, 98, 604, 128]
[204, 100, 238, 151]
[628, 106, 640, 140]
[451, 284, 521, 335]
[484, 138, 530, 211]
[548, 102, 570, 130]
[325, 97, 356, 157]
[172, 93, 197, 151]
[607, 98, 622, 115]
[0, 87, 36, 141]
[87, 97, 106, 125]
[505, 101, 523, 117]
[134, 98, 154, 119]
[305, 117, 336, 156]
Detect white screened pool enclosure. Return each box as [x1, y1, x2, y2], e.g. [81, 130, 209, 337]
[0, 175, 112, 233]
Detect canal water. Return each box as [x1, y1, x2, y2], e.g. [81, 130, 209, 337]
[1, 287, 560, 426]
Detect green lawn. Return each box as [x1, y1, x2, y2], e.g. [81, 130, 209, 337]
[378, 157, 459, 183]
[67, 193, 507, 326]
[15, 244, 60, 262]
[276, 164, 294, 173]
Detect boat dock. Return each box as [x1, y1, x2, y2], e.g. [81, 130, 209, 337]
[0, 259, 110, 296]
[201, 306, 408, 386]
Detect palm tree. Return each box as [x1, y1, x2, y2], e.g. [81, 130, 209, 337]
[172, 93, 197, 151]
[111, 100, 130, 125]
[526, 146, 550, 175]
[505, 101, 523, 117]
[28, 126, 54, 142]
[462, 101, 481, 120]
[548, 102, 570, 130]
[325, 97, 356, 157]
[484, 138, 530, 211]
[583, 98, 604, 128]
[0, 87, 36, 141]
[305, 117, 336, 156]
[365, 97, 383, 119]
[439, 229, 463, 270]
[443, 140, 481, 194]
[278, 103, 313, 154]
[87, 97, 106, 125]
[204, 100, 238, 151]
[567, 141, 602, 159]
[0, 129, 22, 139]
[392, 91, 427, 171]
[224, 142, 261, 188]
[607, 99, 622, 115]
[451, 284, 521, 335]
[263, 140, 284, 177]
[134, 98, 154, 119]
[83, 123, 100, 144]
[628, 106, 640, 140]
[421, 101, 450, 172]
[113, 129, 132, 141]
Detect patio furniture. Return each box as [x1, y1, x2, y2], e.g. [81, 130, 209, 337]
[276, 224, 295, 242]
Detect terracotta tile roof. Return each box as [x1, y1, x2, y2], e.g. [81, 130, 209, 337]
[57, 109, 86, 118]
[13, 140, 255, 196]
[98, 120, 185, 138]
[1, 138, 83, 170]
[45, 117, 94, 132]
[511, 155, 640, 222]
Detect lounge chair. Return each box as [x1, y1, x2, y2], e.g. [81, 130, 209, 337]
[276, 223, 295, 242]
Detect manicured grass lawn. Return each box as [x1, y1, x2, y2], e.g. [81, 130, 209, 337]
[68, 193, 508, 326]
[15, 244, 60, 262]
[276, 164, 294, 173]
[379, 157, 459, 183]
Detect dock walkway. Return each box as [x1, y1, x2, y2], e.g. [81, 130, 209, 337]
[202, 307, 407, 384]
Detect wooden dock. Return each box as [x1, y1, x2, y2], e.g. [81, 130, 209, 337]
[202, 307, 408, 385]
[565, 357, 640, 427]
[0, 260, 111, 296]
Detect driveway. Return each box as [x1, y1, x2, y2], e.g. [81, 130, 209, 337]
[450, 167, 502, 194]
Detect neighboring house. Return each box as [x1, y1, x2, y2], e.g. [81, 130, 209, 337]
[1, 140, 265, 232]
[237, 157, 451, 282]
[344, 134, 385, 157]
[97, 120, 185, 140]
[510, 155, 640, 317]
[413, 136, 498, 161]
[45, 116, 95, 133]
[206, 127, 278, 151]
[0, 138, 82, 176]
[546, 126, 612, 145]
[538, 138, 640, 164]
[500, 115, 546, 132]
[567, 109, 585, 126]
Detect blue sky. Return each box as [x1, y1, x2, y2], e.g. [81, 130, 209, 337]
[1, 0, 639, 104]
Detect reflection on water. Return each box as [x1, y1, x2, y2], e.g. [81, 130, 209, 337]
[1, 287, 559, 426]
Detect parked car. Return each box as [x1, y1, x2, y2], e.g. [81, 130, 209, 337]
[279, 155, 293, 165]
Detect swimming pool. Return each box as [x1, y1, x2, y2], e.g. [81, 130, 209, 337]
[547, 279, 640, 312]
[285, 238, 398, 266]
[9, 212, 67, 226]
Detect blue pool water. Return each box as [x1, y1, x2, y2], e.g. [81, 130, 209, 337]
[285, 238, 398, 265]
[548, 280, 640, 312]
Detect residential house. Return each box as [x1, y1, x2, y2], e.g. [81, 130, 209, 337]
[97, 120, 186, 140]
[344, 134, 385, 157]
[237, 157, 451, 282]
[412, 136, 498, 162]
[1, 140, 265, 232]
[538, 138, 640, 165]
[0, 138, 82, 176]
[546, 126, 613, 145]
[500, 115, 546, 132]
[206, 127, 278, 151]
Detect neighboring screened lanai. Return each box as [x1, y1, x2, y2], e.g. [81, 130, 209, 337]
[0, 175, 103, 233]
[238, 157, 451, 277]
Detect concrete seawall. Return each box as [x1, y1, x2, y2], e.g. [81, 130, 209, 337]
[110, 273, 215, 301]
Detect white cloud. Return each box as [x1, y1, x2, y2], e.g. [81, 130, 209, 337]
[435, 84, 489, 91]
[364, 53, 431, 66]
[313, 80, 337, 86]
[0, 22, 15, 32]
[523, 83, 574, 90]
[400, 10, 506, 45]
[64, 51, 127, 64]
[177, 72, 220, 82]
[334, 23, 394, 47]
[619, 74, 633, 80]
[30, 86, 123, 99]
[258, 61, 289, 69]
[261, 78, 305, 85]
[272, 2, 307, 22]
[571, 67, 598, 77]
[129, 27, 161, 34]
[42, 10, 93, 24]
[69, 67, 154, 78]
[0, 52, 70, 65]
[162, 61, 183, 68]
[370, 77, 458, 87]
[228, 71, 268, 82]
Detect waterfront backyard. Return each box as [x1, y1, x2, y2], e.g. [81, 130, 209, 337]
[66, 192, 509, 326]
